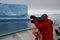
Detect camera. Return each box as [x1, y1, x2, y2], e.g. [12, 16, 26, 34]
[30, 15, 43, 23]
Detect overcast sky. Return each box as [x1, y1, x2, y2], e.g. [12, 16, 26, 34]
[0, 0, 60, 10]
[0, 0, 60, 14]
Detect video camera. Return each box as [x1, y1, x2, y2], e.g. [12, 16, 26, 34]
[30, 15, 43, 23]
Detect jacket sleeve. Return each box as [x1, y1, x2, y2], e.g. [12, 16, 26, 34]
[34, 19, 48, 29]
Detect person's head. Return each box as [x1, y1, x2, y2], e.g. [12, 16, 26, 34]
[41, 14, 48, 20]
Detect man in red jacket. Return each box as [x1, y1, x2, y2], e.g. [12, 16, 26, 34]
[34, 14, 53, 40]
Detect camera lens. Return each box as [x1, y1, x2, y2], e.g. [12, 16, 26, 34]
[30, 15, 36, 19]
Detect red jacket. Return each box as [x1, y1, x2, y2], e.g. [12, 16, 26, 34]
[34, 19, 53, 40]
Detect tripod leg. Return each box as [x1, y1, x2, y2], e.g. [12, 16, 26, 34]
[35, 37, 38, 40]
[32, 30, 42, 40]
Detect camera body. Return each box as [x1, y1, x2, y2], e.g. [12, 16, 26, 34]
[30, 15, 43, 23]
